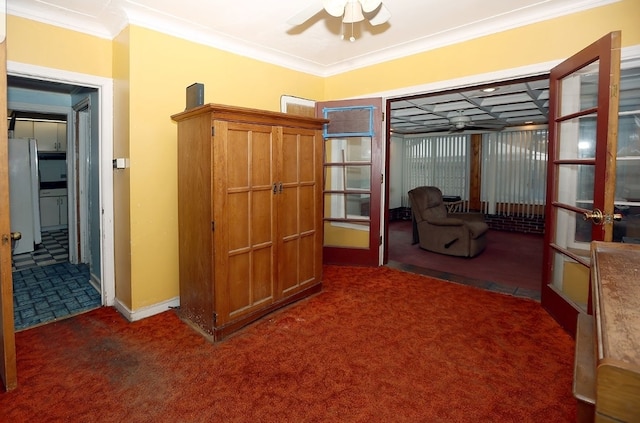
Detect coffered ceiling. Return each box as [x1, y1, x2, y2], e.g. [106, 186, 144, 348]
[390, 66, 640, 135]
[390, 78, 550, 135]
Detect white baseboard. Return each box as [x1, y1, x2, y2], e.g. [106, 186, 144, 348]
[113, 296, 180, 322]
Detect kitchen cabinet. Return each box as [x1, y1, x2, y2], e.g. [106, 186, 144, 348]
[40, 189, 68, 229]
[171, 103, 327, 341]
[34, 121, 66, 151]
[12, 120, 67, 152]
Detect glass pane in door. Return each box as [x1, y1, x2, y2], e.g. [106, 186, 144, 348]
[559, 62, 599, 115]
[550, 251, 590, 310]
[614, 74, 640, 242]
[323, 135, 372, 249]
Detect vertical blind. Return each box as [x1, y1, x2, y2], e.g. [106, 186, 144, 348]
[401, 129, 548, 217]
[481, 129, 548, 217]
[402, 135, 470, 210]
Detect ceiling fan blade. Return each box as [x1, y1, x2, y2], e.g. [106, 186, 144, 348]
[469, 122, 507, 129]
[359, 0, 382, 13]
[286, 1, 325, 25]
[368, 4, 391, 26]
[323, 0, 348, 17]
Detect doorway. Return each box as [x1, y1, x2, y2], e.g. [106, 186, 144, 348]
[5, 65, 115, 330]
[384, 54, 640, 300]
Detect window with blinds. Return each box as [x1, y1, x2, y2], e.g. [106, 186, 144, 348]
[481, 129, 548, 217]
[402, 135, 471, 209]
[400, 129, 548, 217]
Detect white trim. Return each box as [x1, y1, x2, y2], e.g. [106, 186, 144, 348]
[7, 61, 116, 308]
[369, 45, 640, 101]
[7, 0, 621, 77]
[114, 296, 180, 322]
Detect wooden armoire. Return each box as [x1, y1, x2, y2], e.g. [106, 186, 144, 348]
[171, 103, 327, 341]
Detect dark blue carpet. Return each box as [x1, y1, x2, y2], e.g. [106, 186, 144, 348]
[12, 262, 101, 331]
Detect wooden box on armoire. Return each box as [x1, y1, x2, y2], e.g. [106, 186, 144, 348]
[171, 103, 327, 341]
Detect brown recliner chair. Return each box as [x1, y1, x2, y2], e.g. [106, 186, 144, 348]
[408, 186, 488, 258]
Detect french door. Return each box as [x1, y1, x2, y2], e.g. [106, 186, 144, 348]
[541, 32, 621, 335]
[0, 31, 17, 391]
[316, 98, 383, 266]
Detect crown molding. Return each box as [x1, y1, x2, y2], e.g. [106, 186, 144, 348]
[7, 0, 621, 77]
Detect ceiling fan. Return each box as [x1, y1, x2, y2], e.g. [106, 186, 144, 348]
[428, 111, 506, 133]
[287, 0, 391, 27]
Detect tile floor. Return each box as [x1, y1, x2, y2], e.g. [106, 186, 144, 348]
[12, 229, 70, 272]
[11, 229, 101, 331]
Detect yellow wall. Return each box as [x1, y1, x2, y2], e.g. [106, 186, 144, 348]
[112, 27, 132, 308]
[5, 0, 640, 313]
[7, 16, 112, 78]
[325, 0, 640, 99]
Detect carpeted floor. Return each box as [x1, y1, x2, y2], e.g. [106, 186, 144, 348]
[0, 265, 575, 422]
[388, 220, 543, 293]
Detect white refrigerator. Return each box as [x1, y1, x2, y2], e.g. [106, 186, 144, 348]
[9, 138, 42, 255]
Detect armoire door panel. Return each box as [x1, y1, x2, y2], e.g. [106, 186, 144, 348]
[227, 192, 250, 252]
[279, 186, 298, 237]
[298, 234, 316, 283]
[251, 189, 274, 246]
[280, 238, 299, 291]
[251, 130, 274, 187]
[299, 185, 315, 233]
[281, 132, 299, 184]
[250, 246, 273, 304]
[228, 253, 251, 312]
[298, 134, 316, 183]
[226, 129, 250, 188]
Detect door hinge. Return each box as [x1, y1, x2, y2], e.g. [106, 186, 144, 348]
[211, 127, 215, 136]
[379, 235, 383, 245]
[211, 221, 215, 231]
[381, 173, 384, 184]
[213, 312, 217, 324]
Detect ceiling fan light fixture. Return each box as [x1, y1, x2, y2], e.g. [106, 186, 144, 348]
[449, 113, 471, 129]
[343, 0, 364, 23]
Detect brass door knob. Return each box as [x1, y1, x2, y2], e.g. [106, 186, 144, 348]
[11, 232, 22, 241]
[583, 209, 603, 225]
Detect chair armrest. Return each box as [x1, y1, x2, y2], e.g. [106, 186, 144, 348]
[426, 217, 465, 226]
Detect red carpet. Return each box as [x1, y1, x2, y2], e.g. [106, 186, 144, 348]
[1, 266, 575, 422]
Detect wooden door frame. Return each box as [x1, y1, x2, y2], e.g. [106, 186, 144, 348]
[541, 31, 621, 336]
[317, 98, 383, 267]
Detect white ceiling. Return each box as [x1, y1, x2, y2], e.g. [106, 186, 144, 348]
[10, 0, 638, 135]
[8, 0, 618, 77]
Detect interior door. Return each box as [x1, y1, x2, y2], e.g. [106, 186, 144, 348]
[541, 31, 621, 335]
[0, 26, 18, 391]
[316, 98, 383, 266]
